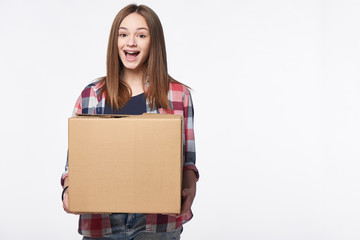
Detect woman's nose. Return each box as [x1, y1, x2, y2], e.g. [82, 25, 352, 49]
[127, 35, 137, 46]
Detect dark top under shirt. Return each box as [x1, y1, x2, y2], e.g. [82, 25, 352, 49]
[104, 92, 146, 115]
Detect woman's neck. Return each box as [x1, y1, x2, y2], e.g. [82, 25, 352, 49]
[122, 69, 145, 96]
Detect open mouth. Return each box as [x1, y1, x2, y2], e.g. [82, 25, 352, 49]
[124, 51, 140, 57]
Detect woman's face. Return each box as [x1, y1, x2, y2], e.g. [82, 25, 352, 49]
[118, 13, 151, 72]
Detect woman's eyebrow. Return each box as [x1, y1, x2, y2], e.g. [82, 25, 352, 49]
[137, 27, 149, 31]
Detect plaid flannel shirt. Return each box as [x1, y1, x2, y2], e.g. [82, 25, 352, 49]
[61, 80, 198, 238]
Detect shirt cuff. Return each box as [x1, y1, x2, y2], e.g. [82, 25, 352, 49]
[61, 173, 69, 187]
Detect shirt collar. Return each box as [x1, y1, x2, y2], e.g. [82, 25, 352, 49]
[94, 80, 105, 92]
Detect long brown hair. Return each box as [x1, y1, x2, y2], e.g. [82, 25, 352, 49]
[100, 4, 173, 110]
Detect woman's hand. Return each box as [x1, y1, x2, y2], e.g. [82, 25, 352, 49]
[180, 187, 196, 215]
[62, 177, 73, 214]
[62, 187, 71, 213]
[180, 170, 197, 215]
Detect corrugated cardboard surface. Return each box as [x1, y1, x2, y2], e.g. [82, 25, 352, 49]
[68, 114, 183, 214]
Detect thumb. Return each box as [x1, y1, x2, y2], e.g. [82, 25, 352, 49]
[182, 188, 189, 196]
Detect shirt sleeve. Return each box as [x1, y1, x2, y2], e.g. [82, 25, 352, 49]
[182, 90, 199, 181]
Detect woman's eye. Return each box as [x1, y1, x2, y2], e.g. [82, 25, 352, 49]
[119, 33, 127, 37]
[138, 34, 146, 38]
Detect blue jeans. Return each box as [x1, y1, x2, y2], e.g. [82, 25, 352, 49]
[82, 213, 182, 240]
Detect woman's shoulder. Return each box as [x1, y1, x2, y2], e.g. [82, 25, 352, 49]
[80, 78, 105, 98]
[169, 81, 191, 96]
[83, 78, 104, 91]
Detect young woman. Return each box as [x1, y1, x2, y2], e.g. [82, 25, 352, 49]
[61, 4, 198, 240]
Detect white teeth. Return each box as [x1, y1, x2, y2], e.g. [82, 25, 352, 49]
[125, 51, 138, 54]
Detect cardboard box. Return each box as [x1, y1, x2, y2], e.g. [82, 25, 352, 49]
[68, 113, 183, 214]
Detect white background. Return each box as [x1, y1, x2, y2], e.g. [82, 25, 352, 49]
[1, 0, 360, 239]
